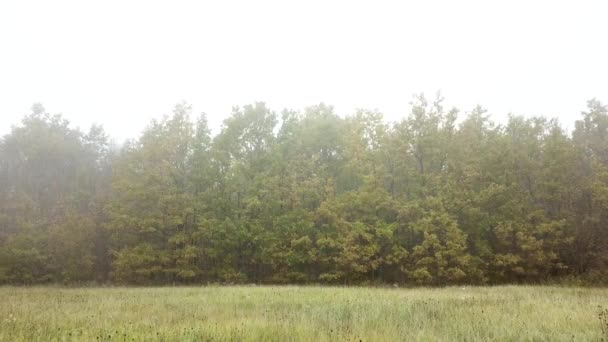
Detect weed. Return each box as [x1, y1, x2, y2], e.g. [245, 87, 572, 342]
[599, 306, 608, 339]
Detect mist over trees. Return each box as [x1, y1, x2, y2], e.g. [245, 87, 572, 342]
[1, 95, 607, 285]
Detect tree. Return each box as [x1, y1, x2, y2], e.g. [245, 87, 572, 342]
[2, 97, 608, 285]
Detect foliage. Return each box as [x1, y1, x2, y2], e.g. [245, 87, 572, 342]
[1, 96, 608, 284]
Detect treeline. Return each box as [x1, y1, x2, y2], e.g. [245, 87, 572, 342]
[1, 95, 607, 285]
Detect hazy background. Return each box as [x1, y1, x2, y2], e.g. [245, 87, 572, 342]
[1, 0, 607, 141]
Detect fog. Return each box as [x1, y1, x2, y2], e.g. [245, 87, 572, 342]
[1, 0, 607, 140]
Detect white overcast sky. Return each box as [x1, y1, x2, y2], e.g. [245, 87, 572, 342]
[1, 0, 607, 141]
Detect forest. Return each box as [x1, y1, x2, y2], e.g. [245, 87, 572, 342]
[1, 95, 607, 285]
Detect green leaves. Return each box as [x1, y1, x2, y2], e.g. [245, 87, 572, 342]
[2, 98, 608, 284]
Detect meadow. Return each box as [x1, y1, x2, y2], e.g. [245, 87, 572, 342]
[0, 286, 607, 341]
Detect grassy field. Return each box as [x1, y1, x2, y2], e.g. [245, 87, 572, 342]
[0, 286, 607, 341]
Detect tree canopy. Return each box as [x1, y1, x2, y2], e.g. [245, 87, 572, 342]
[1, 96, 607, 285]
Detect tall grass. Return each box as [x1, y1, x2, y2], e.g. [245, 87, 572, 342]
[0, 286, 606, 341]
